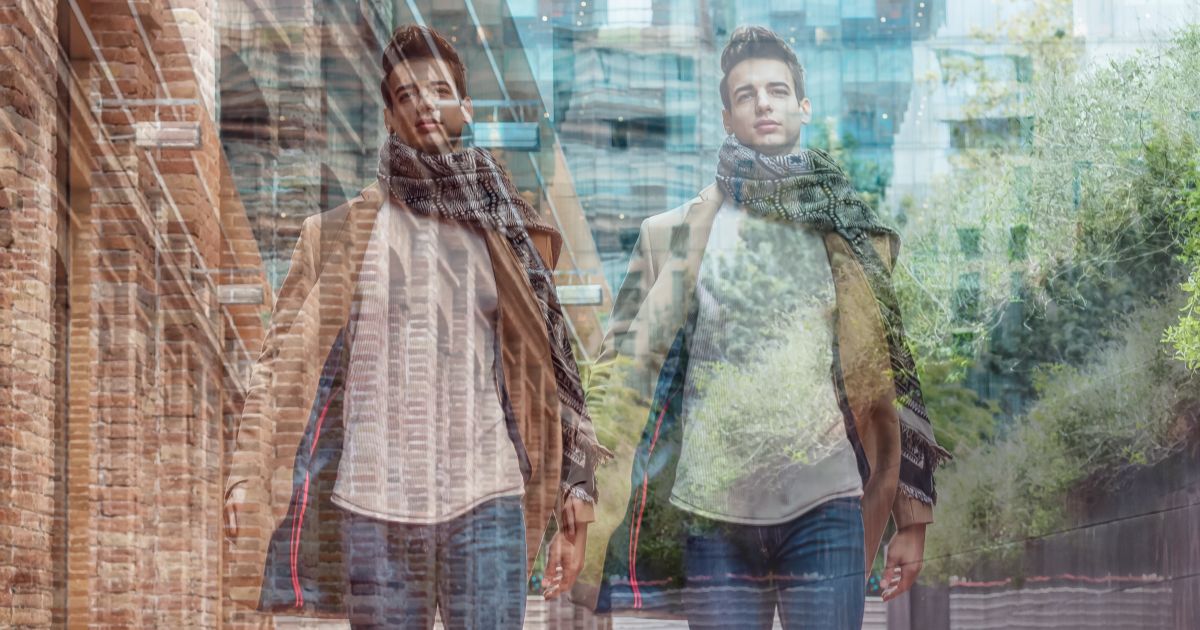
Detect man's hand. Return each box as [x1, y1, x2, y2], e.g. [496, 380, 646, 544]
[543, 498, 590, 599]
[881, 523, 926, 602]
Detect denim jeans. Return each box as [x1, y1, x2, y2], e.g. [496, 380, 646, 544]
[338, 495, 527, 629]
[682, 496, 866, 630]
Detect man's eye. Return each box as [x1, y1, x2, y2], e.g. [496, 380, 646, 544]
[397, 92, 413, 102]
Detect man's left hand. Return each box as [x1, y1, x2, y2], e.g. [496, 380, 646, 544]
[881, 523, 926, 602]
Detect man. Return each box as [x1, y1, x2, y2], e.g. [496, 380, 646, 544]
[577, 26, 949, 629]
[222, 25, 607, 629]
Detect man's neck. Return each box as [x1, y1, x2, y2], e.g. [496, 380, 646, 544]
[756, 138, 804, 158]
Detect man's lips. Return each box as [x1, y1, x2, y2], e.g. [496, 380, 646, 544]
[754, 119, 782, 132]
[415, 119, 442, 132]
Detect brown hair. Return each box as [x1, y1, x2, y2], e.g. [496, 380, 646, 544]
[719, 26, 806, 110]
[380, 25, 467, 108]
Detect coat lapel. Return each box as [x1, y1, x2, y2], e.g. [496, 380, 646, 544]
[628, 184, 723, 384]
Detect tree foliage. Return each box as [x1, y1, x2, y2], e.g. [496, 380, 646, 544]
[905, 19, 1200, 581]
[1164, 177, 1200, 369]
[924, 304, 1197, 580]
[896, 20, 1200, 359]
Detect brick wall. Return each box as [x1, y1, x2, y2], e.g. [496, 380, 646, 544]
[2, 1, 600, 627]
[2, 0, 265, 627]
[0, 0, 62, 627]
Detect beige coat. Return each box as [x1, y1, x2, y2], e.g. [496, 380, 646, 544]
[223, 183, 594, 611]
[575, 183, 932, 603]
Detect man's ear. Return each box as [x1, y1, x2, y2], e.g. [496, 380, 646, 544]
[383, 105, 397, 135]
[721, 107, 732, 134]
[800, 97, 812, 125]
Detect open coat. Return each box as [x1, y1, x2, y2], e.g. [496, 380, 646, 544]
[223, 183, 596, 617]
[572, 183, 934, 617]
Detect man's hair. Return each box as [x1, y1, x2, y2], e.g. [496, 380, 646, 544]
[380, 25, 467, 108]
[719, 26, 806, 111]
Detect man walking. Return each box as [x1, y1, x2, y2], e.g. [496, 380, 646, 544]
[582, 26, 948, 629]
[223, 25, 607, 629]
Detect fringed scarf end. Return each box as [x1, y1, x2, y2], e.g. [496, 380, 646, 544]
[901, 423, 953, 467]
[898, 481, 937, 506]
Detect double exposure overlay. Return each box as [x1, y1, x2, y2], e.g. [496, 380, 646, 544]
[2, 1, 1200, 629]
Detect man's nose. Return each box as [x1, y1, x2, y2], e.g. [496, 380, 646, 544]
[755, 90, 772, 114]
[416, 88, 437, 111]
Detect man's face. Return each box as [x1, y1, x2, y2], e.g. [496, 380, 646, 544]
[383, 57, 473, 154]
[721, 58, 811, 156]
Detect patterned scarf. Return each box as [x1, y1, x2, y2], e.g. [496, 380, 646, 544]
[715, 135, 950, 503]
[377, 134, 612, 502]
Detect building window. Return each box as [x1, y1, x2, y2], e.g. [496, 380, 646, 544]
[955, 272, 981, 321]
[957, 227, 982, 259]
[949, 118, 1027, 150]
[678, 57, 694, 81]
[1009, 224, 1029, 261]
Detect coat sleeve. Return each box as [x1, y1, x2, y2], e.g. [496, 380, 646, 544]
[871, 234, 937, 529]
[224, 217, 321, 500]
[892, 493, 934, 528]
[525, 226, 609, 523]
[550, 218, 660, 526]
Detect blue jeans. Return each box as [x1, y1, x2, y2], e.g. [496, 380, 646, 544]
[682, 497, 866, 630]
[339, 496, 527, 629]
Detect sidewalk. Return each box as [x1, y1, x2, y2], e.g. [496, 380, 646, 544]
[609, 597, 887, 629]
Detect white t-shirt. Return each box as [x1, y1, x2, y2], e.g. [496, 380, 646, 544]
[669, 197, 863, 525]
[331, 201, 524, 524]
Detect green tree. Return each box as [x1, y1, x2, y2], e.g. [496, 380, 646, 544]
[1164, 177, 1200, 369]
[925, 303, 1198, 580]
[894, 21, 1200, 384]
[910, 22, 1200, 580]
